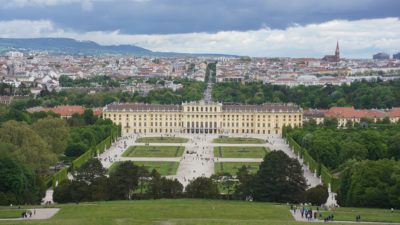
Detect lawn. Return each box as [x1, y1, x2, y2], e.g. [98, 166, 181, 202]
[136, 137, 188, 143]
[320, 207, 400, 223]
[0, 199, 395, 225]
[122, 146, 184, 157]
[214, 146, 268, 158]
[215, 162, 260, 175]
[108, 161, 179, 176]
[0, 209, 24, 218]
[213, 137, 265, 144]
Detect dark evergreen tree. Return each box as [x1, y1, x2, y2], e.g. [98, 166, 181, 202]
[252, 151, 307, 203]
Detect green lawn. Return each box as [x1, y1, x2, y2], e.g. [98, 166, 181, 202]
[215, 162, 260, 175]
[214, 146, 268, 158]
[122, 146, 184, 157]
[136, 137, 188, 143]
[108, 161, 179, 176]
[0, 209, 24, 218]
[213, 137, 265, 144]
[0, 199, 393, 225]
[320, 207, 400, 223]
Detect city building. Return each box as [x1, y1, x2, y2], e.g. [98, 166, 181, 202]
[373, 52, 390, 60]
[103, 101, 303, 135]
[304, 107, 400, 126]
[322, 42, 340, 62]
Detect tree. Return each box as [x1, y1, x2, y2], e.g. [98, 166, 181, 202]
[0, 120, 57, 172]
[74, 158, 106, 184]
[0, 155, 41, 205]
[83, 109, 97, 125]
[185, 177, 219, 199]
[388, 134, 400, 160]
[234, 166, 255, 199]
[32, 117, 69, 154]
[253, 151, 307, 203]
[339, 141, 368, 163]
[305, 185, 328, 206]
[65, 143, 87, 157]
[338, 159, 400, 208]
[109, 162, 140, 200]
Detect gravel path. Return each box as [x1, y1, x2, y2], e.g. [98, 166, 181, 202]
[0, 208, 60, 221]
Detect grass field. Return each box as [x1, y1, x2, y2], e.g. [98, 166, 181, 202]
[213, 137, 265, 144]
[0, 199, 396, 225]
[0, 209, 24, 218]
[108, 161, 179, 176]
[214, 146, 268, 158]
[122, 146, 184, 157]
[215, 162, 260, 175]
[320, 207, 400, 223]
[136, 137, 188, 143]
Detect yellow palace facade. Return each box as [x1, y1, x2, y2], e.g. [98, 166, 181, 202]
[103, 101, 303, 135]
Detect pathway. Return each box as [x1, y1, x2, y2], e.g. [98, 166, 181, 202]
[290, 210, 400, 224]
[174, 135, 215, 187]
[0, 208, 60, 221]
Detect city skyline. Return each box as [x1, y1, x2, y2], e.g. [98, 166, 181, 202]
[0, 0, 400, 58]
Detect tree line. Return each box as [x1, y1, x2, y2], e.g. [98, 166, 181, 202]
[54, 151, 328, 206]
[286, 122, 400, 208]
[0, 103, 116, 205]
[212, 79, 400, 109]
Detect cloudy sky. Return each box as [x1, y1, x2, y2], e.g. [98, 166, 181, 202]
[0, 0, 399, 58]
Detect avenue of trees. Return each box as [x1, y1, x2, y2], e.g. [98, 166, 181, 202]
[212, 79, 400, 109]
[0, 103, 115, 205]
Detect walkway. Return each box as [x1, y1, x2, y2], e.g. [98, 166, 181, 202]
[290, 210, 400, 224]
[0, 208, 60, 221]
[174, 135, 215, 187]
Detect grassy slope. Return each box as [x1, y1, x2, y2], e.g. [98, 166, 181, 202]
[0, 199, 396, 225]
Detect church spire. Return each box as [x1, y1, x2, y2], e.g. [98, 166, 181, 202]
[335, 41, 340, 61]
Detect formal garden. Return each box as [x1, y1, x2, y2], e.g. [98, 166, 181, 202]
[122, 146, 184, 157]
[213, 137, 266, 144]
[136, 136, 188, 143]
[214, 162, 260, 174]
[214, 146, 268, 158]
[108, 161, 179, 176]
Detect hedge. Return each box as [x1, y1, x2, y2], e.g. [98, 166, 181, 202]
[52, 125, 121, 188]
[52, 167, 68, 187]
[284, 133, 336, 191]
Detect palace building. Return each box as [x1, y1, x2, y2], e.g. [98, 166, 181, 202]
[103, 101, 303, 135]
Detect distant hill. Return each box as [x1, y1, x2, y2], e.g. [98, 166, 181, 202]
[0, 38, 237, 57]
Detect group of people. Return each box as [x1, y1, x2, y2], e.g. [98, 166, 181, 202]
[21, 209, 35, 219]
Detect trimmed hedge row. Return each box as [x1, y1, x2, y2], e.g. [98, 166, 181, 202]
[52, 167, 68, 187]
[284, 133, 336, 191]
[52, 125, 120, 188]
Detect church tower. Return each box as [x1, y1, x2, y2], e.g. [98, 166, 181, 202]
[335, 41, 340, 61]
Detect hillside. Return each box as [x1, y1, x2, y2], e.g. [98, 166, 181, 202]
[0, 38, 237, 57]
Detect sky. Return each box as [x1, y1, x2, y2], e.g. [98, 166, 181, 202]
[0, 0, 399, 58]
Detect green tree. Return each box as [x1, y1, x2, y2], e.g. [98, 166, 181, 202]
[185, 177, 219, 199]
[32, 117, 69, 154]
[253, 151, 307, 203]
[109, 161, 140, 200]
[0, 121, 57, 172]
[305, 185, 328, 206]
